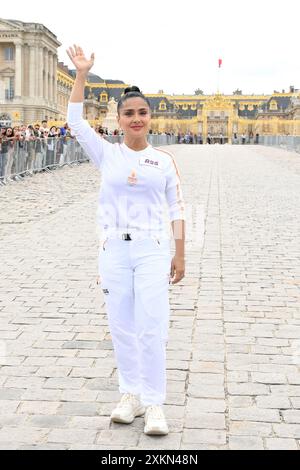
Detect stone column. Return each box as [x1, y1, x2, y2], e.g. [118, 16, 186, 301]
[14, 42, 23, 98]
[29, 45, 36, 98]
[38, 46, 44, 98]
[49, 52, 53, 103]
[44, 48, 49, 101]
[53, 54, 58, 106]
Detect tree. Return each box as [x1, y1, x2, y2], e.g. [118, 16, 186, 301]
[195, 89, 204, 95]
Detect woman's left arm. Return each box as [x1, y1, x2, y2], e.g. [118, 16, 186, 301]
[165, 154, 186, 285]
[170, 219, 186, 285]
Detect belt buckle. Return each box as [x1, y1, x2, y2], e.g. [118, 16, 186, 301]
[122, 233, 132, 241]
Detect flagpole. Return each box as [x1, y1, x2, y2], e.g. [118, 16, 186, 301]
[217, 58, 222, 94]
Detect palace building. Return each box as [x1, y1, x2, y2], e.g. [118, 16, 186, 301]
[0, 17, 299, 142]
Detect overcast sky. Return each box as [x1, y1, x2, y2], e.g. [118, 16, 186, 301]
[6, 0, 300, 96]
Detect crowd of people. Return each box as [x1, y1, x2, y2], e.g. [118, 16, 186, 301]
[0, 121, 73, 142]
[0, 120, 260, 145]
[0, 120, 83, 181]
[0, 120, 260, 182]
[177, 132, 260, 145]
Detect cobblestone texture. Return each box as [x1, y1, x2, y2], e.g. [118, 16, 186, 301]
[0, 144, 300, 450]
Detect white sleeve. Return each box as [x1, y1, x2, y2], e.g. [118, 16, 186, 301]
[67, 102, 111, 171]
[165, 156, 186, 222]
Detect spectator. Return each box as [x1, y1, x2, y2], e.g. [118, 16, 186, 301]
[5, 127, 15, 142]
[0, 128, 15, 178]
[40, 120, 49, 134]
[197, 133, 203, 144]
[60, 123, 68, 136]
[20, 125, 27, 139]
[48, 126, 58, 138]
[25, 125, 35, 140]
[34, 124, 41, 138]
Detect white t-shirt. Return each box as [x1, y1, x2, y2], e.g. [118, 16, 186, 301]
[67, 102, 185, 239]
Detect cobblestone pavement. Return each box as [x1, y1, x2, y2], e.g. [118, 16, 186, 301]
[0, 144, 300, 450]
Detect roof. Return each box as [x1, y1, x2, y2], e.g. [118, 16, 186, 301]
[105, 79, 125, 85]
[87, 73, 105, 84]
[261, 96, 292, 112]
[238, 108, 259, 118]
[84, 86, 124, 102]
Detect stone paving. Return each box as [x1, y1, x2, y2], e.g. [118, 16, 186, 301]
[0, 144, 300, 450]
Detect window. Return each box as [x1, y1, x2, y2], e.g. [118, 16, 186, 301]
[269, 100, 278, 111]
[4, 47, 14, 61]
[159, 101, 167, 111]
[0, 113, 12, 127]
[4, 77, 14, 100]
[100, 92, 108, 102]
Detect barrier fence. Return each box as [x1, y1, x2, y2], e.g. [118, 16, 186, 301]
[2, 134, 298, 185]
[259, 135, 300, 154]
[0, 134, 176, 184]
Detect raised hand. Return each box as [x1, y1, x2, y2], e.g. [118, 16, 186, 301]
[66, 44, 95, 75]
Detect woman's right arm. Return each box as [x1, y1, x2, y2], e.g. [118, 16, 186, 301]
[66, 45, 109, 170]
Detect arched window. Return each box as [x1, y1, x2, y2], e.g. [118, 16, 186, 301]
[159, 101, 167, 111]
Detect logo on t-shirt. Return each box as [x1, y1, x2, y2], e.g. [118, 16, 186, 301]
[139, 157, 162, 169]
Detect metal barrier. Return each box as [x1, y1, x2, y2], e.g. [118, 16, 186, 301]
[104, 134, 176, 146]
[0, 134, 176, 185]
[259, 135, 300, 154]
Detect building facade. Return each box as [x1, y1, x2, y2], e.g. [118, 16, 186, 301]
[0, 17, 299, 141]
[0, 18, 60, 124]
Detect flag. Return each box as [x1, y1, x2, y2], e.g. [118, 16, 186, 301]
[218, 59, 222, 68]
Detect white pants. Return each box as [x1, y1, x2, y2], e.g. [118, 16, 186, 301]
[98, 236, 172, 406]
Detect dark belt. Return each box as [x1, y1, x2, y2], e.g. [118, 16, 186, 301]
[122, 233, 132, 241]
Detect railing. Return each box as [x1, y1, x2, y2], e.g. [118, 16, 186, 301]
[259, 135, 300, 154]
[104, 134, 176, 146]
[0, 134, 176, 185]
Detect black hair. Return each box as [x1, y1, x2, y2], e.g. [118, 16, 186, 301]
[117, 86, 151, 114]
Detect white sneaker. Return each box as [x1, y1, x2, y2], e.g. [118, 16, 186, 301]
[110, 394, 145, 424]
[144, 405, 169, 436]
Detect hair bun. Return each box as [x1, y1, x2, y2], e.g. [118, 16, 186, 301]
[124, 86, 141, 94]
